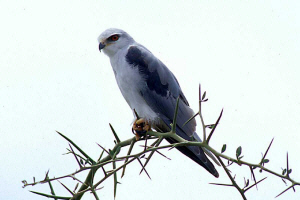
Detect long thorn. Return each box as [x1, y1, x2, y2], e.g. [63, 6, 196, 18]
[140, 137, 163, 174]
[207, 109, 223, 144]
[249, 166, 258, 190]
[171, 98, 180, 133]
[260, 138, 274, 165]
[183, 113, 199, 127]
[155, 150, 171, 160]
[109, 123, 121, 144]
[275, 185, 294, 198]
[69, 144, 83, 169]
[29, 191, 71, 199]
[47, 176, 57, 200]
[56, 131, 96, 164]
[58, 180, 75, 195]
[96, 143, 110, 156]
[97, 150, 105, 162]
[286, 152, 290, 178]
[121, 139, 136, 178]
[198, 84, 207, 142]
[113, 160, 117, 199]
[133, 109, 140, 119]
[137, 158, 151, 180]
[244, 177, 267, 192]
[209, 183, 234, 187]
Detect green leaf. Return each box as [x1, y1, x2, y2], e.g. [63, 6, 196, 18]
[221, 144, 226, 153]
[282, 168, 287, 175]
[236, 146, 242, 159]
[206, 124, 215, 129]
[85, 158, 90, 165]
[202, 91, 206, 100]
[245, 179, 249, 187]
[288, 169, 292, 175]
[263, 159, 269, 164]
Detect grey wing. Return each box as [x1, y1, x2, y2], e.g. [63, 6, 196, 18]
[125, 45, 219, 177]
[125, 44, 195, 135]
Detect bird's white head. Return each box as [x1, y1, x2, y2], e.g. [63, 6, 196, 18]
[98, 28, 135, 57]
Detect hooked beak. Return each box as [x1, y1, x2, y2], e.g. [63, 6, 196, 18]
[99, 42, 106, 52]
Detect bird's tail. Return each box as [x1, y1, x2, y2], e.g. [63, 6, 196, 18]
[165, 128, 219, 178]
[157, 116, 219, 177]
[192, 133, 221, 166]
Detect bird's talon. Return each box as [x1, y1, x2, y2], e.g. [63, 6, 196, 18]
[143, 124, 150, 132]
[132, 118, 151, 140]
[135, 134, 140, 141]
[136, 118, 145, 124]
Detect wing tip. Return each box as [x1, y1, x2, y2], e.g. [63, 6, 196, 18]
[212, 169, 219, 178]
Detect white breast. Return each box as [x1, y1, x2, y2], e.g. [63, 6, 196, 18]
[109, 50, 159, 123]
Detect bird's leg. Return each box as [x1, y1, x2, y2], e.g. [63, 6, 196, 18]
[132, 118, 151, 140]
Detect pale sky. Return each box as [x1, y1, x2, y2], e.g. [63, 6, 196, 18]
[1, 1, 300, 199]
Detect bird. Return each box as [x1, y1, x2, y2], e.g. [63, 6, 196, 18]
[98, 28, 219, 178]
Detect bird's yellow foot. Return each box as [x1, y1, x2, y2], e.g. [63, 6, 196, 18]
[132, 118, 151, 140]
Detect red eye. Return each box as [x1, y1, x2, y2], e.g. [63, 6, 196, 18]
[110, 35, 119, 41]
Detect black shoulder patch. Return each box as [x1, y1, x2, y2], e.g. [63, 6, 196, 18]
[125, 46, 146, 67]
[125, 46, 169, 97]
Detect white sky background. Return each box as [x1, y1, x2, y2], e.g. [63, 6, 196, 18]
[1, 1, 300, 199]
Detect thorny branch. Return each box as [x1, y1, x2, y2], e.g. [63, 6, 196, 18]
[22, 85, 299, 199]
